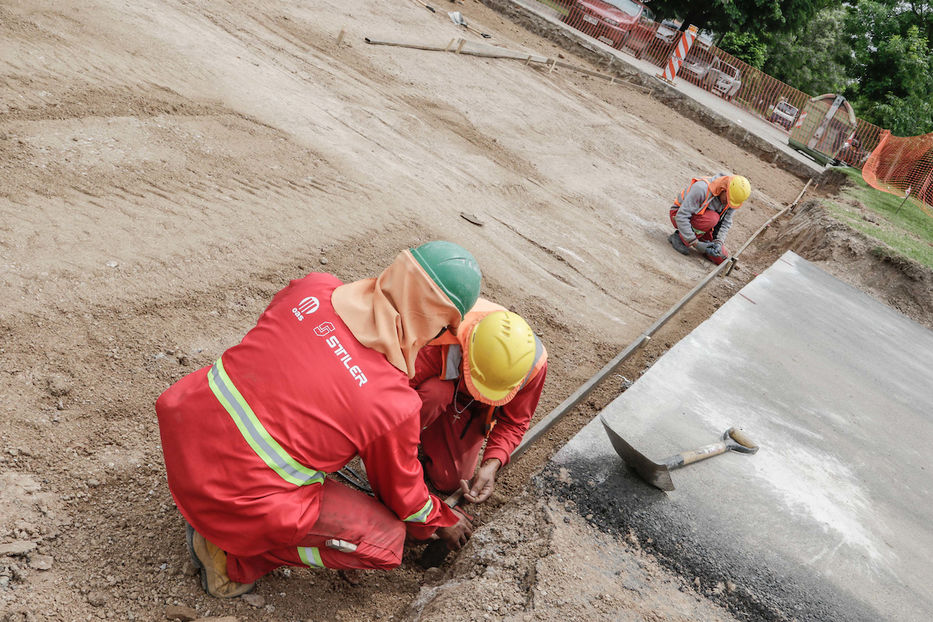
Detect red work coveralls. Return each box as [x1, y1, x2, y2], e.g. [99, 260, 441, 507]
[670, 175, 734, 265]
[410, 330, 547, 493]
[156, 273, 458, 583]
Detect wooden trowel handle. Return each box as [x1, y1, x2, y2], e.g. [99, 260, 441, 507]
[665, 441, 727, 470]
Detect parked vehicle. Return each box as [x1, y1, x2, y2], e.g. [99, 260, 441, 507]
[695, 30, 714, 49]
[707, 60, 741, 99]
[680, 48, 714, 80]
[654, 18, 681, 44]
[769, 99, 799, 130]
[562, 0, 654, 50]
[680, 49, 741, 99]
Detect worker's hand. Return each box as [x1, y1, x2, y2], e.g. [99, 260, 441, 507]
[435, 507, 473, 551]
[708, 241, 724, 257]
[460, 458, 501, 504]
[694, 240, 712, 253]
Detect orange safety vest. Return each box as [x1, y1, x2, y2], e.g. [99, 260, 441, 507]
[673, 176, 732, 216]
[428, 298, 547, 436]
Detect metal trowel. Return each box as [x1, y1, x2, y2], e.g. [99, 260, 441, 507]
[601, 416, 759, 491]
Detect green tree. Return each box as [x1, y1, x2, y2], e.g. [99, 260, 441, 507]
[648, 0, 832, 38]
[719, 32, 768, 68]
[844, 1, 933, 135]
[763, 5, 850, 95]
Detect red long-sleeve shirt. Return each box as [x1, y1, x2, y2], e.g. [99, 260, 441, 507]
[156, 273, 457, 557]
[411, 345, 547, 466]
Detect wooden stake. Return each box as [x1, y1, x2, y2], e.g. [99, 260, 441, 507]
[525, 55, 532, 65]
[548, 58, 556, 74]
[455, 38, 465, 54]
[444, 38, 454, 52]
[336, 28, 345, 47]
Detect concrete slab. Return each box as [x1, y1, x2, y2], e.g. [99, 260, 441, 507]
[545, 251, 933, 621]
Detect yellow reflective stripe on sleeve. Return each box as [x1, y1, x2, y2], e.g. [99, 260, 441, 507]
[298, 546, 325, 568]
[404, 498, 434, 523]
[208, 358, 325, 487]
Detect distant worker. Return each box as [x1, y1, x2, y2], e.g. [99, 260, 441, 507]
[156, 241, 482, 598]
[411, 299, 547, 505]
[668, 173, 751, 264]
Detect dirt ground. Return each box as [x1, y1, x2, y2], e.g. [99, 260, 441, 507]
[1, 1, 925, 621]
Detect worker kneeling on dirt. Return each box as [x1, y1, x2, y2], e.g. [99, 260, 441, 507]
[411, 299, 547, 504]
[155, 241, 481, 598]
[668, 173, 751, 264]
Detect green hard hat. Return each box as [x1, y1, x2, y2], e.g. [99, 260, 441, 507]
[411, 241, 481, 317]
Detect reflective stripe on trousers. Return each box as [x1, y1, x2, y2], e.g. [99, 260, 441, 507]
[298, 546, 325, 568]
[207, 357, 326, 487]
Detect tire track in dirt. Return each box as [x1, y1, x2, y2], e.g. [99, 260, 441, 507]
[493, 215, 658, 320]
[1, 77, 366, 320]
[401, 96, 547, 187]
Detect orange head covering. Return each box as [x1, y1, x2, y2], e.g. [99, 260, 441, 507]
[331, 249, 463, 378]
[707, 175, 731, 204]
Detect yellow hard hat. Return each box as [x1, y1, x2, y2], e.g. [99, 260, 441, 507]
[464, 311, 536, 405]
[727, 175, 751, 208]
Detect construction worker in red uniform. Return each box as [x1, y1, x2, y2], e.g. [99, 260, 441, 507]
[155, 241, 482, 598]
[668, 173, 752, 265]
[411, 299, 547, 504]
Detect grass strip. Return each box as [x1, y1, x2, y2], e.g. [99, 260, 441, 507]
[823, 167, 933, 269]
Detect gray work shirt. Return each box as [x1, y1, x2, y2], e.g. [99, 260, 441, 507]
[674, 173, 734, 245]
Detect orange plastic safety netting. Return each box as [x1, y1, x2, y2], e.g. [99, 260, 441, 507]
[862, 131, 933, 214]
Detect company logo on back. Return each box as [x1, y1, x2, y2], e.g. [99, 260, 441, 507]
[314, 322, 335, 336]
[292, 296, 319, 322]
[314, 321, 367, 387]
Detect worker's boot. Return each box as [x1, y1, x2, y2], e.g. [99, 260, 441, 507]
[668, 232, 690, 255]
[185, 522, 255, 598]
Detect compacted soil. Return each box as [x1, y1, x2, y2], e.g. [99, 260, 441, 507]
[3, 1, 924, 621]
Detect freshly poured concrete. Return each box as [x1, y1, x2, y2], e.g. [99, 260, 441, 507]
[548, 251, 933, 621]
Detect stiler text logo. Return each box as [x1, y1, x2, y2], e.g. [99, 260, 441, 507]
[314, 322, 368, 387]
[292, 296, 319, 322]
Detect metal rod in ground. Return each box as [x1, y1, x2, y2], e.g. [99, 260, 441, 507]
[513, 261, 734, 462]
[445, 178, 812, 507]
[894, 190, 911, 215]
[443, 244, 733, 509]
[343, 465, 369, 487]
[335, 467, 372, 494]
[444, 264, 730, 508]
[727, 178, 812, 275]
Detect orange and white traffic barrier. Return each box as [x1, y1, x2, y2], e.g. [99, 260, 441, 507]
[657, 25, 698, 83]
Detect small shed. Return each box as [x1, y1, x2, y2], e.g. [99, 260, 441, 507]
[788, 94, 858, 165]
